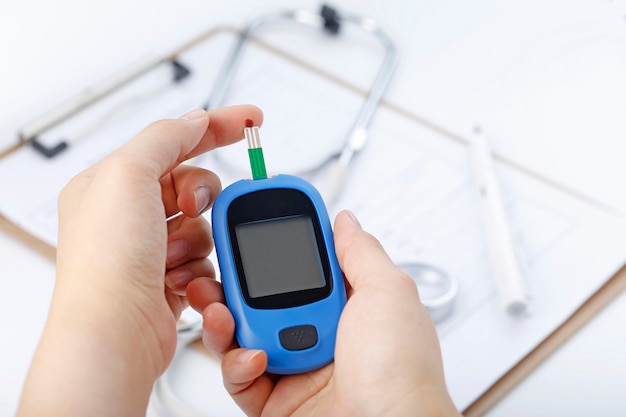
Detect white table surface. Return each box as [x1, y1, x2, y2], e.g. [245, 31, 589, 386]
[2, 1, 626, 415]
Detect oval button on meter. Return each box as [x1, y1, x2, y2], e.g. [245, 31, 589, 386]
[279, 325, 319, 351]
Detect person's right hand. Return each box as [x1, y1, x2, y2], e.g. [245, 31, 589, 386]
[188, 210, 460, 417]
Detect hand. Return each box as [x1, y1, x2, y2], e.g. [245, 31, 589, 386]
[17, 105, 263, 417]
[188, 210, 461, 417]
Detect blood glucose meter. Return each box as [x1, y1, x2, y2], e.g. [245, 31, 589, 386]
[211, 123, 346, 374]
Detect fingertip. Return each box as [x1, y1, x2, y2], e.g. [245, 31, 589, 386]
[236, 104, 263, 122]
[343, 209, 362, 228]
[234, 348, 266, 366]
[223, 348, 267, 387]
[187, 277, 224, 312]
[335, 210, 362, 232]
[179, 108, 209, 121]
[221, 348, 273, 417]
[192, 185, 212, 216]
[334, 210, 369, 262]
[238, 104, 264, 127]
[201, 302, 236, 357]
[334, 210, 397, 290]
[185, 105, 265, 159]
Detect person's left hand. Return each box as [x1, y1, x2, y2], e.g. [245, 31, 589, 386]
[18, 105, 262, 417]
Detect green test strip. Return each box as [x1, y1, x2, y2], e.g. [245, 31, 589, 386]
[248, 147, 267, 180]
[244, 125, 267, 180]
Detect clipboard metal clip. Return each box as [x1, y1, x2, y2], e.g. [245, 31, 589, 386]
[19, 59, 191, 158]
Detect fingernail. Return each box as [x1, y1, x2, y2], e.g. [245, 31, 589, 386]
[236, 349, 263, 364]
[165, 269, 193, 290]
[194, 186, 211, 214]
[345, 210, 361, 228]
[179, 109, 207, 120]
[167, 240, 190, 266]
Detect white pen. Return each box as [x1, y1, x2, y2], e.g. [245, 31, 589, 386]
[471, 126, 529, 316]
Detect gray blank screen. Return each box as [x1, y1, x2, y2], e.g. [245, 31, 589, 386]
[235, 215, 326, 298]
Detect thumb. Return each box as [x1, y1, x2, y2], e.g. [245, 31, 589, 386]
[334, 210, 414, 294]
[333, 212, 458, 415]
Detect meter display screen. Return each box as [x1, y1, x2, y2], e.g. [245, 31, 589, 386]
[235, 215, 326, 298]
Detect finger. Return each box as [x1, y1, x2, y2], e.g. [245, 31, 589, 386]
[184, 105, 264, 160]
[112, 105, 263, 179]
[200, 302, 237, 359]
[161, 165, 222, 218]
[334, 210, 415, 293]
[165, 291, 189, 322]
[222, 348, 274, 417]
[166, 216, 213, 269]
[187, 277, 226, 312]
[165, 258, 216, 296]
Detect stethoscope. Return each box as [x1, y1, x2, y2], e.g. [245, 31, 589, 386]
[152, 4, 458, 416]
[203, 4, 398, 205]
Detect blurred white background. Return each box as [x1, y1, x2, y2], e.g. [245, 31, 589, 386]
[2, 1, 626, 416]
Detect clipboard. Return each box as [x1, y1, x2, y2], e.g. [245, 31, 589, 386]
[0, 23, 384, 248]
[2, 24, 626, 416]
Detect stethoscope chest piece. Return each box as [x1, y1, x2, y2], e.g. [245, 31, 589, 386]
[397, 263, 458, 322]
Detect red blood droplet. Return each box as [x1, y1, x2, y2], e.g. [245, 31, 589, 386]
[245, 119, 254, 128]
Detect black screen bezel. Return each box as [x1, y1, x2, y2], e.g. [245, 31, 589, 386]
[227, 188, 333, 309]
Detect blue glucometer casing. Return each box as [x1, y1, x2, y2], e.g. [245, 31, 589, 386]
[212, 174, 347, 374]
